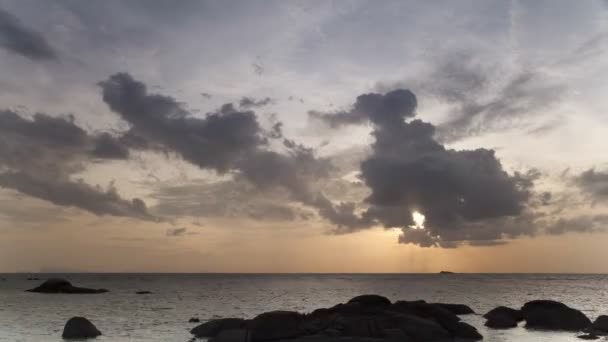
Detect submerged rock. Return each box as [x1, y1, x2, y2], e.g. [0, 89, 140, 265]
[135, 291, 152, 294]
[62, 316, 101, 339]
[578, 334, 599, 340]
[522, 300, 591, 331]
[189, 317, 201, 323]
[485, 315, 518, 329]
[27, 278, 108, 294]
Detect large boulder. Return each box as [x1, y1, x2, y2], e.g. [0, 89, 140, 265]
[484, 306, 523, 322]
[431, 303, 475, 315]
[522, 300, 591, 331]
[191, 318, 247, 338]
[390, 313, 451, 341]
[484, 306, 522, 329]
[27, 278, 108, 294]
[211, 329, 250, 342]
[452, 322, 483, 340]
[62, 317, 101, 339]
[389, 301, 460, 332]
[250, 311, 303, 342]
[347, 295, 391, 308]
[588, 315, 608, 335]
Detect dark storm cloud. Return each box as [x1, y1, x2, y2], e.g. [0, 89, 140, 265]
[99, 73, 331, 212]
[239, 96, 273, 108]
[0, 172, 155, 220]
[91, 133, 130, 159]
[0, 110, 155, 220]
[575, 169, 608, 202]
[308, 89, 417, 128]
[0, 8, 57, 60]
[99, 73, 265, 172]
[309, 88, 538, 247]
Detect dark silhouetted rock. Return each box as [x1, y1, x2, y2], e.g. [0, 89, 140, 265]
[431, 303, 475, 315]
[189, 317, 201, 323]
[62, 316, 101, 339]
[484, 306, 523, 322]
[439, 271, 454, 274]
[390, 301, 460, 332]
[390, 312, 451, 341]
[589, 315, 608, 335]
[27, 278, 108, 294]
[212, 328, 249, 342]
[522, 300, 591, 331]
[452, 322, 483, 340]
[191, 318, 247, 338]
[485, 315, 518, 329]
[250, 311, 303, 342]
[347, 295, 391, 307]
[135, 291, 152, 294]
[484, 306, 522, 329]
[578, 334, 599, 340]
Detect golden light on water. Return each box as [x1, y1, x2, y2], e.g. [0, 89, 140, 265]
[411, 211, 426, 229]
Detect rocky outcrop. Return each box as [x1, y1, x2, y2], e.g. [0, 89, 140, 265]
[191, 318, 248, 338]
[431, 303, 475, 315]
[483, 306, 522, 329]
[190, 295, 482, 342]
[62, 317, 101, 339]
[189, 317, 201, 323]
[588, 315, 608, 335]
[521, 300, 591, 331]
[26, 278, 108, 294]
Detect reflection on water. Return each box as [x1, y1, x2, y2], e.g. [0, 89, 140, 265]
[0, 273, 607, 341]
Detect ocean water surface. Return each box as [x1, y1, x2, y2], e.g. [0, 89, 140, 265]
[0, 273, 607, 341]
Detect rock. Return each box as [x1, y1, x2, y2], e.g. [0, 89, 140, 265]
[431, 303, 475, 315]
[211, 329, 249, 342]
[452, 322, 483, 340]
[485, 315, 518, 329]
[390, 301, 460, 332]
[135, 291, 152, 294]
[390, 312, 451, 341]
[522, 300, 591, 331]
[439, 271, 454, 274]
[589, 315, 608, 335]
[578, 334, 599, 340]
[191, 318, 247, 338]
[27, 278, 108, 294]
[383, 328, 414, 342]
[250, 311, 303, 342]
[332, 315, 384, 338]
[62, 317, 102, 339]
[483, 306, 523, 322]
[347, 295, 391, 307]
[189, 317, 201, 323]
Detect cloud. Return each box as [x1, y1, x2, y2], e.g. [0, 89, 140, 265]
[547, 214, 608, 235]
[0, 172, 155, 220]
[0, 8, 57, 60]
[309, 88, 539, 247]
[99, 72, 331, 214]
[239, 97, 273, 108]
[575, 168, 608, 202]
[166, 227, 188, 237]
[0, 110, 156, 220]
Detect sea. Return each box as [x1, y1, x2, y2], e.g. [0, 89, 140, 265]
[0, 273, 606, 341]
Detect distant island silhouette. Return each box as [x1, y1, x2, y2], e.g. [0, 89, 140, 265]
[439, 271, 455, 274]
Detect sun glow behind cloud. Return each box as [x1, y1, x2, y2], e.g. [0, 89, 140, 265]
[411, 211, 426, 230]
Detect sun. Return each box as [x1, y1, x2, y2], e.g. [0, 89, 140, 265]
[411, 211, 426, 229]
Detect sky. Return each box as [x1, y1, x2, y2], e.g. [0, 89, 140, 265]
[1, 0, 608, 273]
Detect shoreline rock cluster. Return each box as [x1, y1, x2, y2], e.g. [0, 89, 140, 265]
[190, 294, 481, 342]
